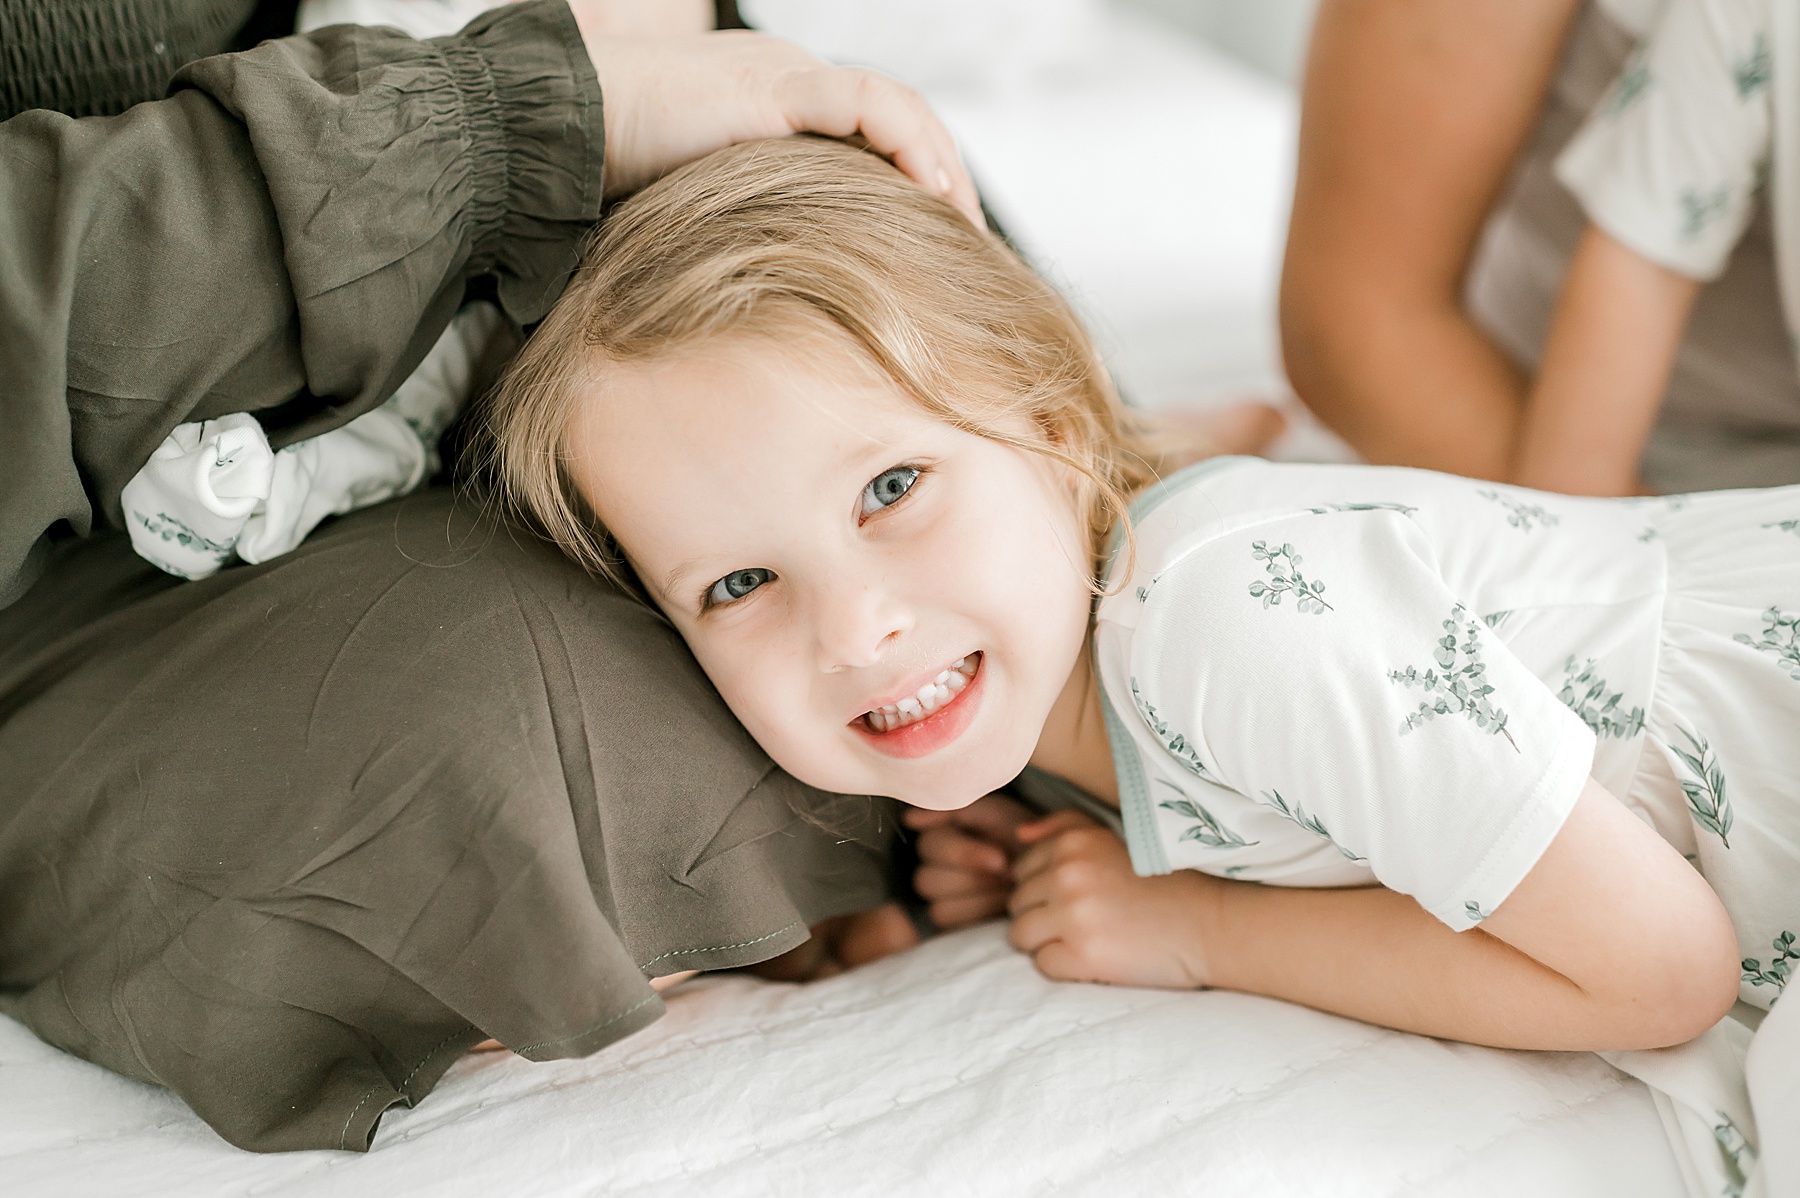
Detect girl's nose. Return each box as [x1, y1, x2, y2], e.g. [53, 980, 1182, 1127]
[816, 584, 913, 672]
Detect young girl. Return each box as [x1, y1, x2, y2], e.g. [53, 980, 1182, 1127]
[479, 135, 1796, 1194]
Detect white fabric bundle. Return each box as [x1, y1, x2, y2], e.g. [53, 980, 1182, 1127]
[121, 302, 501, 579]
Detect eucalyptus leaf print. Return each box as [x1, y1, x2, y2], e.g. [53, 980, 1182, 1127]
[1305, 502, 1418, 517]
[1742, 930, 1797, 1000]
[133, 510, 234, 556]
[1476, 489, 1560, 533]
[1680, 186, 1731, 243]
[1388, 605, 1518, 750]
[1557, 657, 1646, 739]
[1604, 58, 1650, 117]
[1130, 678, 1212, 779]
[1734, 34, 1771, 98]
[1260, 790, 1363, 861]
[1464, 901, 1493, 924]
[1156, 782, 1257, 850]
[1481, 610, 1513, 630]
[1670, 727, 1734, 848]
[1248, 541, 1332, 613]
[1734, 606, 1800, 680]
[1761, 519, 1800, 539]
[1712, 1111, 1756, 1198]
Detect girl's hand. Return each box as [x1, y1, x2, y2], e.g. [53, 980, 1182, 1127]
[1006, 812, 1220, 990]
[903, 792, 1035, 930]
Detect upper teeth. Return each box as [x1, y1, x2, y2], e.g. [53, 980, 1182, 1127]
[865, 657, 978, 733]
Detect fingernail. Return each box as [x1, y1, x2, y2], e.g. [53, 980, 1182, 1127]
[935, 167, 953, 194]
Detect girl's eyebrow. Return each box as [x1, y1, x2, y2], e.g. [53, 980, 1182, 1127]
[659, 557, 711, 604]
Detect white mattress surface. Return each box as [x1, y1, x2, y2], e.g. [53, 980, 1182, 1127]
[4, 925, 1683, 1197]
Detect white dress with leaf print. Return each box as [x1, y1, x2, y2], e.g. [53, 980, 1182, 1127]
[1093, 457, 1800, 1198]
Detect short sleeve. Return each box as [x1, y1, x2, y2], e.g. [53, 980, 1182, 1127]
[1555, 0, 1771, 280]
[1127, 511, 1596, 931]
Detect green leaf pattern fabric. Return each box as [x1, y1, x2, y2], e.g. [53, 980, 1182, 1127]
[1157, 782, 1256, 850]
[1130, 677, 1211, 779]
[1388, 607, 1518, 749]
[1557, 657, 1647, 739]
[1260, 790, 1363, 861]
[1734, 606, 1800, 680]
[1742, 930, 1796, 999]
[1671, 727, 1735, 848]
[1248, 541, 1332, 613]
[1477, 489, 1561, 533]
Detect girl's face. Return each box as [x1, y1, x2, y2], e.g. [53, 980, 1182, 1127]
[565, 328, 1095, 810]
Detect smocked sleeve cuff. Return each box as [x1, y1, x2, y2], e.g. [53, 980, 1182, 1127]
[436, 0, 606, 323]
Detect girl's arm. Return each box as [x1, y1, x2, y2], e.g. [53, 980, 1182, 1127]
[1509, 226, 1701, 495]
[1009, 777, 1740, 1051]
[1279, 0, 1582, 478]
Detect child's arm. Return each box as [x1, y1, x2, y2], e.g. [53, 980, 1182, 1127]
[1008, 777, 1740, 1051]
[1509, 225, 1700, 496]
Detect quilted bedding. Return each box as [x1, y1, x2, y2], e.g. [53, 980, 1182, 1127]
[0, 925, 1685, 1196]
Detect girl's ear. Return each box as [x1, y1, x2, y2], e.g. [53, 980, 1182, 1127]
[1036, 411, 1076, 449]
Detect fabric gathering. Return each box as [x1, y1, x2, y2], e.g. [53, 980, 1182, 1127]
[2, 1, 1799, 1196]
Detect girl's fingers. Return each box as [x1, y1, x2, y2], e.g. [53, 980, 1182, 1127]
[1012, 814, 1099, 881]
[914, 863, 1010, 902]
[927, 894, 1009, 930]
[1006, 869, 1055, 918]
[1007, 903, 1063, 955]
[954, 793, 1035, 842]
[1015, 810, 1096, 845]
[916, 825, 1009, 875]
[906, 792, 1035, 844]
[1029, 940, 1092, 984]
[1012, 839, 1056, 884]
[902, 807, 956, 830]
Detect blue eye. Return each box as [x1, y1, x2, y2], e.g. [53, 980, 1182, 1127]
[860, 466, 920, 517]
[708, 567, 772, 607]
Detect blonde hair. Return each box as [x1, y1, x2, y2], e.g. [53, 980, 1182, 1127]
[477, 135, 1186, 590]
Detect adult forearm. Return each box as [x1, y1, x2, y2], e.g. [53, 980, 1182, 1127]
[0, 0, 604, 606]
[1280, 0, 1581, 478]
[1282, 295, 1528, 478]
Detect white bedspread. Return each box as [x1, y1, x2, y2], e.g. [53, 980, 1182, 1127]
[1, 925, 1684, 1197]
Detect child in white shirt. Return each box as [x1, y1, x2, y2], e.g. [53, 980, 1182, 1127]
[1515, 0, 1796, 495]
[480, 134, 1798, 1197]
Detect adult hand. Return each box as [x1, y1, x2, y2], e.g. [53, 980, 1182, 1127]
[904, 791, 1036, 931]
[1007, 811, 1220, 990]
[571, 17, 982, 224]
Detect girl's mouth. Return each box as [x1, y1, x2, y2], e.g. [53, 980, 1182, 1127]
[853, 653, 984, 759]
